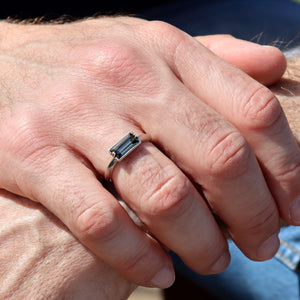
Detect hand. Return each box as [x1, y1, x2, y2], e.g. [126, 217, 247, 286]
[0, 17, 298, 288]
[0, 190, 136, 299]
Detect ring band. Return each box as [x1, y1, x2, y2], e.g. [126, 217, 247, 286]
[105, 132, 150, 181]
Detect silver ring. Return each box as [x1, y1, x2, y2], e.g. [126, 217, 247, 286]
[105, 132, 150, 181]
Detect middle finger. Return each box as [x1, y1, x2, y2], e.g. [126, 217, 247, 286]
[73, 123, 230, 275]
[135, 83, 280, 262]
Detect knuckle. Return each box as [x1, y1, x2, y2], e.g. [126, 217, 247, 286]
[240, 86, 282, 129]
[144, 171, 191, 218]
[241, 203, 278, 237]
[2, 109, 54, 161]
[78, 40, 156, 91]
[75, 203, 119, 243]
[272, 158, 300, 183]
[118, 248, 154, 281]
[147, 20, 180, 37]
[146, 20, 188, 57]
[205, 131, 251, 178]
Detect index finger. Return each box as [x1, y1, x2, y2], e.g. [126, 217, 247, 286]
[195, 35, 286, 86]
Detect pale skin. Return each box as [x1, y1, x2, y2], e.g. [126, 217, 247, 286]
[0, 190, 136, 300]
[2, 42, 300, 300]
[1, 16, 300, 290]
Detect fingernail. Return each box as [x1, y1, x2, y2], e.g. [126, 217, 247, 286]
[210, 251, 231, 273]
[150, 266, 175, 289]
[289, 197, 300, 224]
[256, 233, 279, 260]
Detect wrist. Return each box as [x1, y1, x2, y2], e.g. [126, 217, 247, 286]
[0, 21, 32, 51]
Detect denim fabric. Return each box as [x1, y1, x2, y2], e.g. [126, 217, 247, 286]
[276, 228, 300, 272]
[170, 226, 300, 299]
[141, 0, 300, 49]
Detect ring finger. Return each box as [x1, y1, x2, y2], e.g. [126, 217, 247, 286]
[70, 121, 230, 275]
[120, 84, 280, 262]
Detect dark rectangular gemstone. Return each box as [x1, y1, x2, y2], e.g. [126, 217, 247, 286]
[109, 132, 141, 161]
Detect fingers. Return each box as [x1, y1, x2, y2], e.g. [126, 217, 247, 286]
[70, 78, 278, 263]
[195, 35, 286, 85]
[21, 149, 175, 289]
[72, 125, 230, 275]
[194, 36, 300, 226]
[111, 138, 230, 274]
[151, 23, 300, 226]
[0, 19, 292, 287]
[139, 85, 280, 261]
[64, 26, 286, 264]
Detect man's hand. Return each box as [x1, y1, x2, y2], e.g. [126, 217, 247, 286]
[0, 190, 136, 299]
[0, 17, 298, 288]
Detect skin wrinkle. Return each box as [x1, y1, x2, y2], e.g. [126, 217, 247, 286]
[0, 17, 299, 296]
[207, 52, 300, 235]
[0, 192, 136, 299]
[186, 49, 300, 236]
[0, 218, 47, 296]
[206, 131, 250, 179]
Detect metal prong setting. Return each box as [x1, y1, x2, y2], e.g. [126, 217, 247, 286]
[105, 132, 150, 181]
